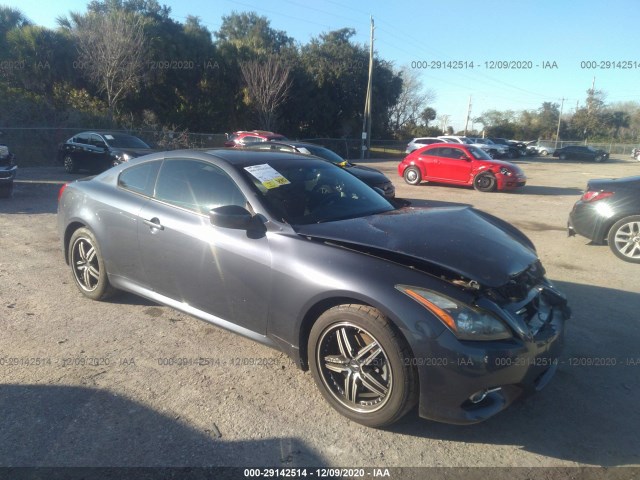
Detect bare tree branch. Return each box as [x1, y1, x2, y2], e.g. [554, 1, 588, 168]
[73, 9, 147, 119]
[240, 55, 292, 131]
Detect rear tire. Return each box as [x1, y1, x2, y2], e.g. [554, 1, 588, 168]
[540, 149, 549, 156]
[559, 153, 567, 160]
[403, 166, 422, 185]
[607, 216, 640, 263]
[68, 227, 116, 300]
[308, 304, 418, 428]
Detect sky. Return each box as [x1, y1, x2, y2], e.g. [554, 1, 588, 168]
[3, 0, 640, 132]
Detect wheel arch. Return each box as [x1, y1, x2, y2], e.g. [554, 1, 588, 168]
[63, 221, 88, 264]
[600, 212, 640, 243]
[296, 295, 417, 373]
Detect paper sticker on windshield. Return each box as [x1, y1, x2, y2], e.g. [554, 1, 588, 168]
[244, 164, 290, 189]
[104, 134, 115, 140]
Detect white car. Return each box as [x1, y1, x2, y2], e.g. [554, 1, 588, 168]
[405, 137, 448, 153]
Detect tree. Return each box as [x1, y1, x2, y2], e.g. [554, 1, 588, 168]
[570, 89, 608, 140]
[71, 8, 148, 118]
[388, 66, 435, 137]
[215, 11, 293, 57]
[240, 55, 292, 131]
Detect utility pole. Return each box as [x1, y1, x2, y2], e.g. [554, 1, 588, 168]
[360, 16, 374, 159]
[463, 95, 472, 136]
[587, 76, 595, 113]
[555, 97, 564, 149]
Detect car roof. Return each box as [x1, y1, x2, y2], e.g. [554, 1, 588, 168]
[201, 148, 328, 168]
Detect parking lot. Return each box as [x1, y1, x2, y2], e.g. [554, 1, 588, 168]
[0, 154, 639, 470]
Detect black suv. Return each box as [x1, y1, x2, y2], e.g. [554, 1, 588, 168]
[57, 132, 155, 173]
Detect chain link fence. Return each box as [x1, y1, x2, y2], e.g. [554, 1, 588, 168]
[1, 127, 637, 167]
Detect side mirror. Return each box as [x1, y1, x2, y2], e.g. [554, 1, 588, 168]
[209, 205, 254, 230]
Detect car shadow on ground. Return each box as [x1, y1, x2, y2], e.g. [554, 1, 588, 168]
[386, 280, 640, 467]
[0, 180, 64, 215]
[0, 384, 332, 470]
[519, 185, 583, 196]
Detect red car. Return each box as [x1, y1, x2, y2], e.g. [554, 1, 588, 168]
[224, 130, 287, 148]
[398, 143, 527, 192]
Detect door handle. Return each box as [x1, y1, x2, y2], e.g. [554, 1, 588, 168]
[143, 217, 164, 231]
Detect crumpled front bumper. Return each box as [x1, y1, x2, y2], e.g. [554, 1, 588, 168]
[414, 293, 569, 425]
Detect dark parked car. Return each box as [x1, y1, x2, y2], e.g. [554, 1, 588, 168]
[245, 141, 395, 198]
[553, 145, 609, 162]
[0, 133, 17, 198]
[399, 143, 527, 192]
[57, 132, 155, 173]
[568, 175, 640, 263]
[58, 149, 569, 427]
[488, 138, 528, 158]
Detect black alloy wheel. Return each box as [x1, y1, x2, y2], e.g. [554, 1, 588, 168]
[63, 155, 77, 173]
[473, 173, 497, 192]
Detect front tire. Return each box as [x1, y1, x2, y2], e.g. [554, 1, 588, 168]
[540, 149, 549, 156]
[403, 166, 422, 185]
[559, 153, 567, 160]
[607, 216, 640, 263]
[63, 155, 78, 174]
[473, 173, 497, 192]
[308, 304, 417, 428]
[68, 227, 116, 300]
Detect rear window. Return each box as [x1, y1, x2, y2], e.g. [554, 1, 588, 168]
[118, 161, 161, 196]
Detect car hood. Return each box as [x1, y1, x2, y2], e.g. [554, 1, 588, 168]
[295, 206, 538, 288]
[345, 164, 390, 184]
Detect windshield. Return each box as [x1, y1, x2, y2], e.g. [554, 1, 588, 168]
[243, 161, 394, 225]
[104, 134, 150, 149]
[468, 146, 493, 160]
[298, 145, 348, 165]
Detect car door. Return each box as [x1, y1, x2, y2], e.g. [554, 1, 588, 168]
[87, 134, 110, 170]
[71, 134, 92, 168]
[427, 146, 472, 183]
[137, 157, 273, 333]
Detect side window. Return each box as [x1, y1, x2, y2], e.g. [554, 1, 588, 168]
[90, 134, 107, 148]
[118, 160, 161, 197]
[426, 147, 444, 157]
[450, 148, 467, 160]
[75, 134, 90, 145]
[154, 159, 246, 215]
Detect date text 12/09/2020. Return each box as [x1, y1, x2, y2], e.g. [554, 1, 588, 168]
[410, 60, 559, 69]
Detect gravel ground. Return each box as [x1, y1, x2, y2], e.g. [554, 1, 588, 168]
[0, 155, 639, 471]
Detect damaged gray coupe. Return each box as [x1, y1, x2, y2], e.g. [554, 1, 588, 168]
[58, 149, 570, 427]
